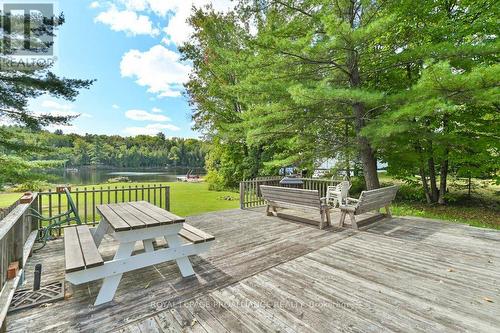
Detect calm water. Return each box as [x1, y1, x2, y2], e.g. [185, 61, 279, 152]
[45, 167, 205, 185]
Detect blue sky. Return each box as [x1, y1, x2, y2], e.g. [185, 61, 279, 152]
[31, 0, 233, 138]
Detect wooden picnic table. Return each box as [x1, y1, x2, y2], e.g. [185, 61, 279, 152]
[64, 201, 214, 306]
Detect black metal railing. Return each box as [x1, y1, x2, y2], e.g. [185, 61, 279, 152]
[37, 184, 170, 233]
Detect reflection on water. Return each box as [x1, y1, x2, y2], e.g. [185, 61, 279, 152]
[108, 172, 166, 176]
[45, 167, 205, 185]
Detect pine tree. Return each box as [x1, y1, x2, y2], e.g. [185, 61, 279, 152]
[0, 9, 93, 186]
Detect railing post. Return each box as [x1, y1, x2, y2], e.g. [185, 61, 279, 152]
[165, 186, 170, 211]
[239, 182, 245, 209]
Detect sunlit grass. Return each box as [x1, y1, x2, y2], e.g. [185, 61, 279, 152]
[0, 182, 239, 218]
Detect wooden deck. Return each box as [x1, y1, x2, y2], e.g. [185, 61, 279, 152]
[7, 208, 500, 332]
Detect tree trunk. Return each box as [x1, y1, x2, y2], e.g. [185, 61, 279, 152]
[419, 167, 432, 204]
[438, 117, 450, 205]
[468, 174, 472, 198]
[426, 141, 439, 203]
[438, 155, 449, 204]
[349, 54, 380, 190]
[427, 157, 439, 202]
[345, 120, 351, 178]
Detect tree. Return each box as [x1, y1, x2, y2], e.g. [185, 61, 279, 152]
[0, 9, 93, 185]
[180, 7, 267, 188]
[183, 0, 499, 199]
[363, 1, 499, 203]
[168, 146, 180, 167]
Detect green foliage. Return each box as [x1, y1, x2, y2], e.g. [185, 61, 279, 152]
[182, 0, 499, 198]
[394, 184, 427, 203]
[0, 10, 94, 187]
[0, 127, 207, 173]
[11, 180, 51, 192]
[0, 153, 63, 189]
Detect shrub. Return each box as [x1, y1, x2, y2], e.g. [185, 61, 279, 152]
[206, 170, 226, 191]
[349, 177, 366, 196]
[395, 183, 426, 203]
[11, 180, 51, 192]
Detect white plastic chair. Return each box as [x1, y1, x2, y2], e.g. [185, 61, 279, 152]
[325, 181, 351, 207]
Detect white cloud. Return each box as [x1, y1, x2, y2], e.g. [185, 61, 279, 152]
[125, 109, 170, 121]
[41, 100, 73, 112]
[151, 107, 162, 113]
[160, 0, 235, 46]
[120, 45, 190, 97]
[95, 5, 159, 36]
[89, 1, 100, 9]
[112, 104, 120, 109]
[38, 99, 92, 118]
[46, 124, 86, 135]
[124, 123, 180, 136]
[98, 1, 235, 46]
[119, 0, 148, 11]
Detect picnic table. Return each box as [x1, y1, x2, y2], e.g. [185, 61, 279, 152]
[64, 201, 214, 306]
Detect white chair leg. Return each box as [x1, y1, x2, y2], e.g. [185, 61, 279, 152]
[94, 241, 135, 305]
[164, 234, 195, 277]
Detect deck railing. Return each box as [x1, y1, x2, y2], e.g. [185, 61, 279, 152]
[0, 200, 20, 221]
[0, 194, 39, 329]
[37, 184, 170, 234]
[239, 177, 341, 209]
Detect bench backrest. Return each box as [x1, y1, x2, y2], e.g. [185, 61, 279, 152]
[355, 185, 399, 214]
[260, 185, 321, 209]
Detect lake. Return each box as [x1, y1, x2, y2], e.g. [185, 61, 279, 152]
[45, 167, 205, 185]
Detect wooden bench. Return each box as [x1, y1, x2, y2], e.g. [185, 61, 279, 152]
[65, 224, 215, 272]
[179, 224, 215, 244]
[339, 185, 399, 229]
[260, 185, 331, 229]
[64, 225, 103, 273]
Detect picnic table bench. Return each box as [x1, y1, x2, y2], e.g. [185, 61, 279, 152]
[64, 201, 214, 305]
[260, 185, 331, 229]
[339, 185, 399, 229]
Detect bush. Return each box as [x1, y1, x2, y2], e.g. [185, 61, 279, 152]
[395, 183, 426, 203]
[206, 170, 226, 191]
[11, 180, 51, 192]
[349, 177, 366, 196]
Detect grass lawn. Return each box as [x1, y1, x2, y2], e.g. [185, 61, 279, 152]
[391, 203, 499, 230]
[1, 178, 498, 230]
[0, 182, 240, 217]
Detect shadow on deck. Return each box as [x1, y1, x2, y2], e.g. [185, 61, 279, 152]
[7, 208, 500, 332]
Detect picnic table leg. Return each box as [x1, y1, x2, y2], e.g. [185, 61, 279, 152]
[92, 218, 110, 247]
[164, 234, 195, 277]
[143, 238, 154, 252]
[94, 241, 135, 305]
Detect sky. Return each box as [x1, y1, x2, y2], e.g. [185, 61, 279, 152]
[29, 0, 234, 138]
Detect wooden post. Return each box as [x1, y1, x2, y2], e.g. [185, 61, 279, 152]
[239, 182, 245, 209]
[165, 186, 170, 211]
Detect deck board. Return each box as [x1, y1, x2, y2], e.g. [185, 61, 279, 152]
[7, 208, 500, 332]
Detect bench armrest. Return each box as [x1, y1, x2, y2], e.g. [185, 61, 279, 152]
[346, 197, 359, 203]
